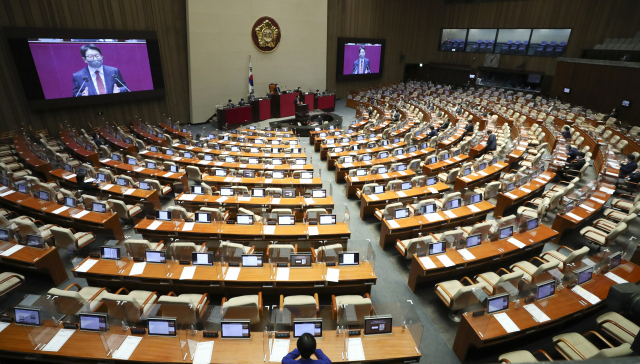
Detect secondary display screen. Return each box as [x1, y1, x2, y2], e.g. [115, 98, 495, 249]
[577, 267, 593, 285]
[319, 214, 337, 225]
[14, 308, 42, 326]
[466, 234, 482, 248]
[146, 250, 166, 263]
[610, 252, 622, 270]
[148, 318, 176, 337]
[192, 252, 213, 266]
[429, 242, 446, 255]
[338, 252, 359, 266]
[237, 215, 254, 225]
[487, 294, 509, 314]
[221, 321, 250, 338]
[80, 313, 108, 332]
[242, 254, 263, 267]
[290, 253, 312, 267]
[0, 229, 9, 242]
[364, 316, 392, 335]
[101, 246, 120, 260]
[499, 226, 514, 239]
[527, 218, 539, 231]
[278, 215, 295, 225]
[293, 319, 322, 338]
[26, 234, 43, 249]
[156, 210, 171, 221]
[536, 280, 555, 300]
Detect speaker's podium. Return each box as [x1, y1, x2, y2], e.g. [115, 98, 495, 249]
[295, 104, 309, 123]
[269, 91, 299, 118]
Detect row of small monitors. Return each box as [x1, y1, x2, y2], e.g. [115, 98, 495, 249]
[107, 151, 304, 164]
[155, 211, 336, 226]
[486, 253, 622, 315]
[14, 309, 392, 337]
[0, 229, 42, 248]
[101, 249, 359, 267]
[439, 28, 571, 56]
[200, 187, 326, 198]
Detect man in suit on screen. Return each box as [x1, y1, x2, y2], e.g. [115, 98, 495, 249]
[352, 46, 370, 74]
[72, 44, 128, 97]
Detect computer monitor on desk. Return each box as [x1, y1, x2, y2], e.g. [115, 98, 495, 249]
[364, 315, 393, 335]
[93, 202, 107, 213]
[426, 177, 437, 186]
[339, 252, 359, 266]
[526, 218, 539, 231]
[486, 294, 510, 314]
[195, 212, 211, 223]
[312, 189, 326, 198]
[79, 313, 108, 332]
[192, 185, 204, 195]
[466, 233, 482, 248]
[38, 190, 50, 201]
[444, 198, 461, 211]
[499, 226, 514, 240]
[170, 165, 179, 173]
[373, 185, 385, 194]
[278, 215, 295, 225]
[293, 318, 322, 338]
[148, 318, 177, 337]
[394, 208, 410, 220]
[146, 250, 166, 263]
[429, 241, 446, 255]
[252, 188, 265, 197]
[237, 215, 254, 225]
[536, 280, 555, 300]
[283, 189, 296, 198]
[469, 193, 483, 204]
[290, 253, 312, 268]
[14, 307, 42, 326]
[610, 252, 622, 270]
[220, 188, 234, 196]
[101, 246, 120, 260]
[192, 252, 213, 266]
[242, 254, 263, 267]
[576, 266, 593, 285]
[156, 210, 171, 221]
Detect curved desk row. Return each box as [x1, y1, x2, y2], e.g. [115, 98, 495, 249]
[129, 123, 168, 147]
[99, 159, 189, 188]
[335, 147, 435, 183]
[13, 135, 52, 180]
[359, 182, 450, 219]
[0, 240, 68, 285]
[345, 170, 417, 198]
[97, 128, 137, 154]
[58, 130, 100, 166]
[174, 194, 334, 216]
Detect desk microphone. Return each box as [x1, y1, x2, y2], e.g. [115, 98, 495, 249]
[112, 74, 131, 92]
[75, 77, 89, 97]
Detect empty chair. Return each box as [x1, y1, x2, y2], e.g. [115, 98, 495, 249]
[186, 166, 202, 182]
[108, 199, 143, 229]
[170, 242, 204, 258]
[435, 277, 489, 321]
[437, 168, 459, 186]
[553, 331, 633, 360]
[540, 246, 590, 272]
[0, 272, 25, 298]
[266, 243, 296, 259]
[48, 283, 107, 314]
[102, 288, 158, 324]
[280, 293, 319, 319]
[50, 226, 95, 253]
[305, 208, 327, 223]
[331, 294, 372, 324]
[222, 293, 262, 324]
[313, 244, 343, 262]
[475, 269, 524, 295]
[158, 292, 209, 327]
[219, 240, 254, 254]
[13, 218, 57, 243]
[124, 239, 164, 261]
[498, 350, 554, 363]
[597, 312, 639, 345]
[396, 236, 431, 259]
[374, 202, 404, 221]
[580, 222, 627, 247]
[238, 207, 262, 223]
[510, 258, 560, 284]
[144, 179, 172, 196]
[460, 221, 494, 241]
[168, 205, 195, 220]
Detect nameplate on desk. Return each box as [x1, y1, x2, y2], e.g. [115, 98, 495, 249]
[520, 188, 531, 193]
[163, 172, 174, 177]
[566, 212, 583, 221]
[130, 328, 147, 335]
[348, 330, 361, 336]
[504, 192, 518, 199]
[467, 205, 481, 213]
[203, 331, 218, 338]
[63, 174, 77, 179]
[579, 204, 595, 212]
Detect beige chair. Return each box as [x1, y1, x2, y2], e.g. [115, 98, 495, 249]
[50, 226, 95, 252]
[266, 244, 296, 259]
[197, 207, 227, 221]
[395, 236, 431, 259]
[124, 239, 164, 261]
[498, 349, 554, 363]
[608, 194, 640, 214]
[221, 293, 262, 325]
[437, 168, 460, 186]
[158, 292, 209, 327]
[0, 272, 25, 298]
[431, 230, 464, 246]
[603, 205, 640, 223]
[331, 294, 372, 324]
[219, 241, 254, 254]
[580, 222, 627, 247]
[356, 183, 379, 198]
[460, 221, 494, 241]
[518, 198, 551, 221]
[97, 168, 115, 183]
[304, 208, 327, 223]
[540, 246, 590, 272]
[475, 269, 524, 295]
[592, 214, 636, 234]
[108, 199, 143, 228]
[280, 293, 319, 319]
[436, 192, 462, 210]
[102, 288, 158, 324]
[169, 242, 205, 259]
[48, 283, 107, 314]
[597, 312, 639, 345]
[186, 166, 202, 182]
[13, 218, 57, 242]
[553, 331, 633, 360]
[144, 179, 172, 196]
[312, 244, 343, 262]
[374, 202, 404, 221]
[168, 205, 195, 220]
[510, 258, 560, 284]
[238, 207, 262, 223]
[435, 277, 489, 321]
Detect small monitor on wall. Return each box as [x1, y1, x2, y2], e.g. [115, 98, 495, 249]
[622, 100, 631, 107]
[563, 88, 570, 94]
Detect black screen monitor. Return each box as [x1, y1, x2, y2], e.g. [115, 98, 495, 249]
[243, 170, 255, 178]
[156, 210, 171, 221]
[14, 307, 42, 326]
[79, 313, 108, 332]
[421, 203, 436, 215]
[318, 214, 336, 225]
[429, 241, 446, 255]
[192, 252, 213, 266]
[499, 226, 514, 239]
[527, 218, 539, 231]
[148, 318, 177, 337]
[221, 320, 251, 339]
[466, 233, 482, 248]
[610, 252, 622, 270]
[145, 250, 166, 263]
[487, 294, 510, 314]
[241, 254, 263, 267]
[101, 246, 121, 260]
[293, 318, 322, 338]
[576, 266, 593, 285]
[290, 253, 312, 267]
[338, 251, 359, 266]
[237, 214, 254, 225]
[194, 212, 211, 223]
[278, 215, 295, 225]
[364, 315, 392, 335]
[536, 280, 556, 300]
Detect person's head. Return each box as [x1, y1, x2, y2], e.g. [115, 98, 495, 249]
[430, 126, 435, 130]
[359, 46, 366, 59]
[564, 126, 569, 131]
[76, 173, 86, 184]
[316, 89, 319, 92]
[578, 152, 585, 159]
[297, 333, 316, 359]
[80, 44, 103, 68]
[487, 130, 492, 135]
[241, 98, 244, 101]
[195, 133, 201, 139]
[566, 144, 573, 151]
[228, 99, 232, 103]
[467, 119, 473, 124]
[250, 91, 254, 95]
[628, 154, 636, 162]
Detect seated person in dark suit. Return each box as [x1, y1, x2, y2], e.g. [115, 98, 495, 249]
[561, 126, 572, 140]
[248, 92, 255, 102]
[282, 333, 331, 364]
[483, 130, 497, 155]
[481, 109, 488, 118]
[226, 99, 234, 108]
[274, 84, 281, 93]
[558, 152, 586, 180]
[294, 96, 302, 106]
[456, 106, 463, 115]
[437, 118, 450, 132]
[76, 173, 100, 193]
[620, 167, 640, 191]
[322, 90, 328, 95]
[315, 89, 321, 97]
[426, 126, 438, 140]
[367, 106, 373, 116]
[566, 145, 578, 163]
[238, 98, 246, 106]
[462, 120, 474, 138]
[619, 154, 638, 178]
[393, 111, 401, 121]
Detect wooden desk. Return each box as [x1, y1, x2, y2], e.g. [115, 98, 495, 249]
[48, 169, 162, 211]
[359, 183, 450, 219]
[506, 141, 529, 166]
[0, 241, 68, 285]
[175, 194, 334, 217]
[159, 123, 192, 140]
[73, 257, 375, 296]
[0, 185, 124, 240]
[134, 219, 350, 246]
[0, 322, 420, 363]
[551, 185, 615, 244]
[493, 172, 556, 217]
[97, 128, 137, 154]
[453, 161, 509, 191]
[422, 155, 469, 176]
[202, 175, 322, 191]
[129, 123, 168, 147]
[379, 201, 495, 249]
[335, 148, 434, 183]
[321, 136, 382, 161]
[163, 144, 306, 160]
[452, 261, 640, 361]
[100, 158, 189, 188]
[407, 225, 558, 291]
[13, 135, 52, 180]
[437, 127, 466, 149]
[59, 130, 100, 166]
[345, 171, 416, 198]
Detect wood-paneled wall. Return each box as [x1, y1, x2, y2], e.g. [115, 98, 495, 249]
[0, 0, 189, 134]
[327, 0, 640, 98]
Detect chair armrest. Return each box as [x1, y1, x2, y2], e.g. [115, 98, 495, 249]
[460, 276, 475, 286]
[74, 232, 93, 243]
[618, 193, 636, 201]
[258, 292, 263, 318]
[512, 264, 534, 277]
[314, 293, 320, 315]
[153, 241, 164, 250]
[532, 349, 554, 362]
[434, 283, 454, 307]
[167, 291, 177, 297]
[583, 229, 608, 238]
[140, 291, 157, 310]
[114, 287, 130, 295]
[475, 274, 495, 289]
[599, 319, 637, 340]
[88, 287, 109, 302]
[294, 244, 298, 253]
[247, 245, 255, 254]
[64, 282, 83, 291]
[529, 256, 548, 266]
[496, 268, 512, 276]
[554, 338, 587, 360]
[396, 239, 407, 250]
[584, 330, 615, 348]
[198, 242, 207, 253]
[593, 220, 614, 230]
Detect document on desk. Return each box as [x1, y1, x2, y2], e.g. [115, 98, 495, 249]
[75, 259, 98, 272]
[193, 341, 214, 364]
[42, 329, 75, 352]
[347, 338, 366, 361]
[566, 212, 583, 221]
[467, 205, 481, 213]
[163, 172, 174, 177]
[264, 179, 273, 184]
[216, 197, 228, 203]
[443, 210, 457, 219]
[112, 336, 143, 360]
[436, 254, 455, 267]
[308, 226, 319, 236]
[350, 177, 359, 182]
[387, 219, 401, 229]
[599, 187, 615, 195]
[428, 187, 439, 194]
[223, 177, 233, 182]
[270, 339, 291, 362]
[264, 226, 276, 235]
[590, 197, 605, 204]
[326, 268, 340, 282]
[342, 163, 353, 168]
[0, 244, 24, 257]
[276, 268, 290, 281]
[477, 171, 488, 176]
[605, 272, 628, 284]
[507, 238, 526, 249]
[424, 213, 443, 222]
[63, 174, 77, 179]
[124, 189, 136, 195]
[582, 258, 596, 266]
[396, 191, 407, 197]
[579, 204, 595, 212]
[572, 286, 601, 304]
[299, 179, 312, 184]
[180, 266, 196, 280]
[493, 313, 520, 333]
[504, 192, 518, 199]
[520, 187, 531, 194]
[398, 171, 407, 176]
[271, 198, 281, 204]
[460, 177, 471, 182]
[368, 194, 379, 200]
[133, 167, 144, 172]
[238, 197, 251, 202]
[180, 194, 196, 201]
[52, 206, 71, 214]
[524, 304, 550, 322]
[225, 267, 241, 281]
[458, 249, 476, 261]
[147, 221, 163, 230]
[100, 159, 112, 163]
[0, 322, 9, 333]
[419, 256, 436, 269]
[304, 198, 315, 205]
[102, 184, 115, 190]
[73, 210, 91, 219]
[380, 174, 390, 179]
[129, 262, 146, 276]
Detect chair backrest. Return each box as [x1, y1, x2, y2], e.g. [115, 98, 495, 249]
[13, 219, 41, 240]
[306, 208, 327, 222]
[109, 199, 131, 218]
[222, 294, 261, 324]
[48, 288, 88, 315]
[493, 271, 524, 293]
[124, 239, 155, 260]
[168, 206, 189, 220]
[50, 226, 78, 250]
[450, 283, 488, 311]
[186, 166, 201, 181]
[169, 242, 198, 258]
[267, 244, 296, 258]
[608, 222, 627, 244]
[441, 192, 462, 208]
[383, 202, 404, 219]
[564, 246, 590, 266]
[157, 295, 199, 326]
[386, 180, 402, 191]
[531, 261, 560, 283]
[444, 168, 460, 184]
[483, 182, 501, 199]
[102, 292, 144, 323]
[467, 221, 493, 241]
